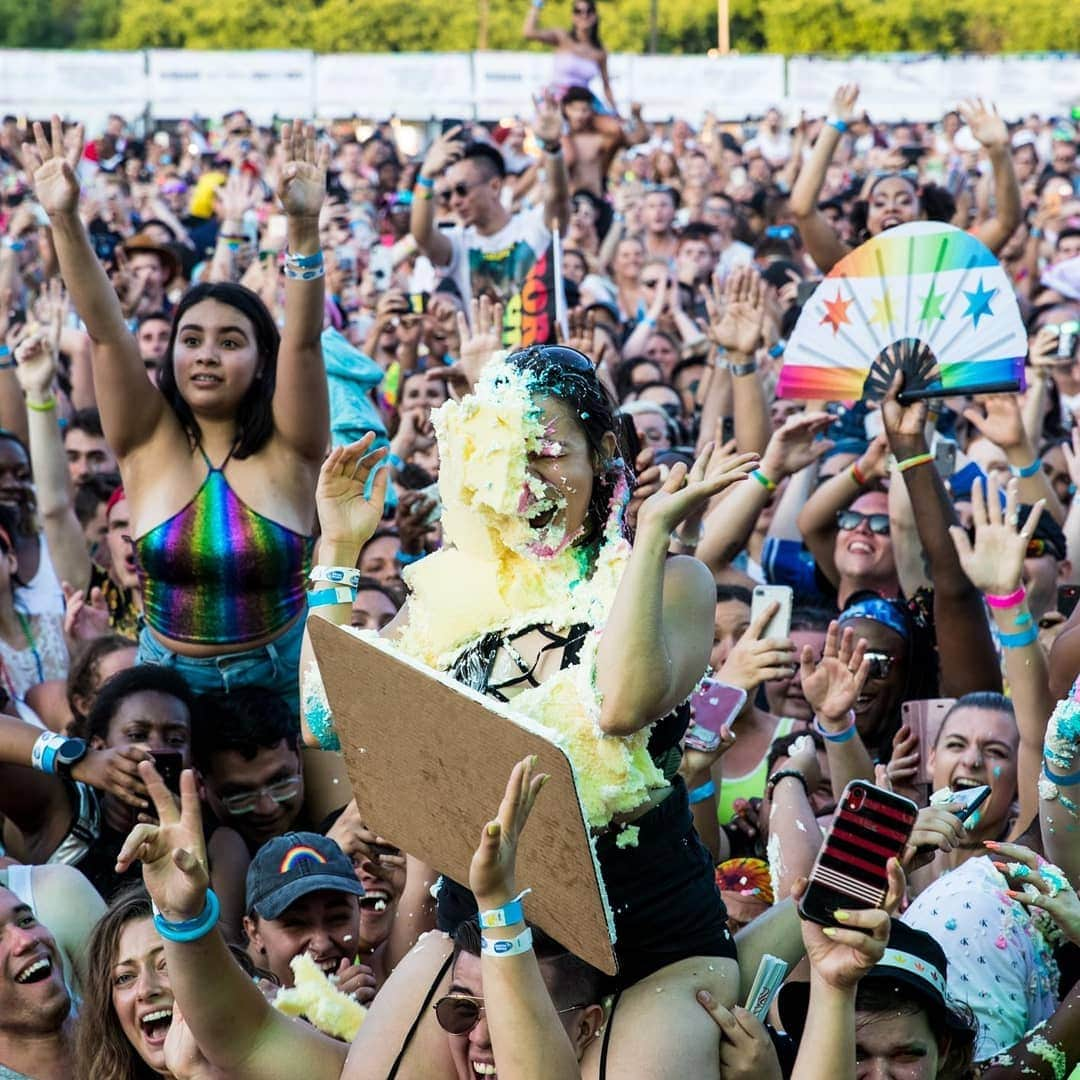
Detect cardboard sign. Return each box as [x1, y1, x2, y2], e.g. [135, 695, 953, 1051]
[308, 618, 618, 975]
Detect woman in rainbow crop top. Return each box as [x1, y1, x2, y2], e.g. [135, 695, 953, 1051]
[27, 118, 330, 712]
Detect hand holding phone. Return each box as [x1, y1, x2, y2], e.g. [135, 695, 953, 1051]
[798, 781, 917, 927]
[686, 681, 747, 752]
[150, 750, 184, 796]
[751, 585, 793, 643]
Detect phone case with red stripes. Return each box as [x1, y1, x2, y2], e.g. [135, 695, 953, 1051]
[798, 781, 918, 927]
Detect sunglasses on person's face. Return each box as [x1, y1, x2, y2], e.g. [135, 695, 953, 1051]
[434, 994, 586, 1036]
[573, 5, 594, 14]
[863, 650, 895, 680]
[448, 180, 483, 201]
[436, 189, 452, 206]
[836, 509, 890, 536]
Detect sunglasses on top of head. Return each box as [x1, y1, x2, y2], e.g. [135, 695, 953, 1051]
[836, 509, 890, 536]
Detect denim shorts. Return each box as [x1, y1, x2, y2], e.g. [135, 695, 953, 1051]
[137, 614, 304, 715]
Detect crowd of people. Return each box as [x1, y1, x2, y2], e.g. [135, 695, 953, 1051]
[0, 4, 1078, 1077]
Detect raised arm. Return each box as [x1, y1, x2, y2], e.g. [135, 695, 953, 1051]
[116, 763, 349, 1080]
[273, 121, 331, 463]
[882, 375, 1001, 696]
[958, 99, 1022, 257]
[14, 302, 92, 593]
[534, 93, 571, 235]
[789, 86, 858, 274]
[596, 444, 759, 735]
[523, 0, 563, 44]
[949, 475, 1053, 835]
[704, 267, 771, 457]
[469, 757, 585, 1080]
[410, 128, 463, 268]
[26, 117, 166, 459]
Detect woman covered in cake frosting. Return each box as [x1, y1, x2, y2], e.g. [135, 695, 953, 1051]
[300, 308, 764, 1076]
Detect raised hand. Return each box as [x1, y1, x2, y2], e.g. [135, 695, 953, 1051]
[216, 171, 260, 225]
[800, 621, 870, 727]
[759, 410, 834, 481]
[469, 755, 548, 909]
[533, 89, 564, 147]
[881, 371, 929, 455]
[962, 393, 1026, 451]
[24, 114, 84, 218]
[13, 328, 58, 402]
[62, 582, 111, 645]
[958, 98, 1009, 151]
[70, 743, 151, 810]
[793, 857, 904, 991]
[634, 441, 759, 543]
[829, 84, 861, 125]
[455, 295, 505, 390]
[948, 473, 1042, 596]
[625, 447, 661, 534]
[116, 762, 209, 922]
[704, 267, 767, 356]
[315, 434, 390, 553]
[276, 120, 330, 220]
[420, 125, 466, 181]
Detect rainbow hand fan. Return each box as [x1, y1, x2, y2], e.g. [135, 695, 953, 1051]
[777, 221, 1027, 403]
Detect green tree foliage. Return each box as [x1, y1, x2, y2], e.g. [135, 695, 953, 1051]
[2, 0, 1078, 55]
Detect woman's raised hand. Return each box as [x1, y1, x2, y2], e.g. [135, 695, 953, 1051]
[704, 267, 767, 356]
[949, 473, 1042, 596]
[24, 114, 84, 218]
[454, 295, 505, 391]
[634, 441, 759, 544]
[800, 621, 870, 727]
[830, 84, 861, 125]
[116, 763, 209, 923]
[276, 120, 330, 220]
[316, 433, 389, 554]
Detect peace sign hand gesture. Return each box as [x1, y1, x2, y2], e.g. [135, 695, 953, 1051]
[24, 114, 85, 218]
[115, 762, 209, 923]
[276, 120, 330, 220]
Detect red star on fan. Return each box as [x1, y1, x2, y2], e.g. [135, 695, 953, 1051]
[820, 291, 853, 335]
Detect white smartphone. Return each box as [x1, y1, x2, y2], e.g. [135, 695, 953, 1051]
[752, 585, 793, 642]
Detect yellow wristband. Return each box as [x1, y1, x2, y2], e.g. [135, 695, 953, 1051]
[26, 396, 57, 413]
[896, 452, 933, 473]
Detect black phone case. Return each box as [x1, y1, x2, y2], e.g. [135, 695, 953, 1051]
[151, 752, 183, 795]
[799, 782, 917, 926]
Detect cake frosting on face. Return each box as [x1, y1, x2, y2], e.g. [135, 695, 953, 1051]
[308, 354, 670, 834]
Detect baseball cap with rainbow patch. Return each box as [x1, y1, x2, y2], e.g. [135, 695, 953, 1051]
[245, 831, 365, 920]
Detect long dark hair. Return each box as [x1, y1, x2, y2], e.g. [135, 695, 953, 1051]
[76, 886, 159, 1080]
[158, 283, 280, 460]
[507, 345, 632, 547]
[851, 176, 956, 244]
[571, 0, 603, 49]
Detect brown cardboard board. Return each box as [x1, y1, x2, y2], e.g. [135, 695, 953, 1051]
[309, 618, 618, 975]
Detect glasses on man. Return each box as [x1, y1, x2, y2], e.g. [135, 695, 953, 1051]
[220, 775, 302, 815]
[436, 189, 452, 206]
[863, 650, 895, 680]
[836, 509, 890, 536]
[448, 180, 482, 200]
[433, 994, 586, 1036]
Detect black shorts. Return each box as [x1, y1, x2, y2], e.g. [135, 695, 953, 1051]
[437, 775, 736, 989]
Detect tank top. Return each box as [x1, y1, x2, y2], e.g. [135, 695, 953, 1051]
[134, 445, 314, 646]
[715, 715, 797, 824]
[552, 49, 601, 91]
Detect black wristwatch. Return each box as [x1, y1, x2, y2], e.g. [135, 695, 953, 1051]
[53, 737, 88, 778]
[730, 358, 759, 378]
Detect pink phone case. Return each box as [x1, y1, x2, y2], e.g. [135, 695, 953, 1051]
[902, 699, 956, 784]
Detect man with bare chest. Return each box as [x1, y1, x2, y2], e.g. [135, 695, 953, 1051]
[560, 88, 646, 197]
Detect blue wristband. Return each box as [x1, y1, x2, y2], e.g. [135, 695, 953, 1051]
[813, 713, 858, 743]
[1043, 760, 1080, 786]
[999, 626, 1039, 649]
[284, 249, 324, 269]
[307, 586, 356, 608]
[689, 779, 716, 805]
[478, 888, 532, 929]
[1009, 457, 1041, 479]
[387, 452, 405, 471]
[152, 890, 221, 943]
[416, 175, 435, 190]
[827, 118, 848, 134]
[0, 345, 9, 359]
[396, 549, 426, 566]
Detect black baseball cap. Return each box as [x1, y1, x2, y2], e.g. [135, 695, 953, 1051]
[777, 920, 969, 1045]
[245, 832, 365, 920]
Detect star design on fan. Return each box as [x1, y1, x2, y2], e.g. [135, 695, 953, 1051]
[868, 291, 896, 327]
[918, 286, 946, 324]
[962, 277, 997, 329]
[820, 290, 853, 335]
